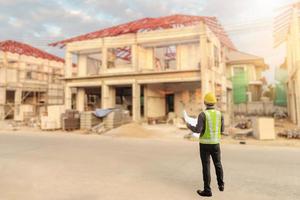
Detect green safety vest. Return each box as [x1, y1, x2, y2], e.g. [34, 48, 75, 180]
[200, 109, 222, 144]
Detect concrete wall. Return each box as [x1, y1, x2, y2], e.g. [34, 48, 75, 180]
[234, 102, 287, 116]
[143, 81, 203, 119]
[138, 46, 154, 71]
[175, 89, 202, 118]
[145, 84, 166, 118]
[285, 7, 300, 126]
[177, 43, 200, 70]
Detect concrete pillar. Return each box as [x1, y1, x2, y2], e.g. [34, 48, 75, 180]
[132, 82, 141, 122]
[101, 84, 115, 108]
[102, 47, 107, 71]
[132, 44, 138, 71]
[65, 86, 72, 110]
[199, 22, 209, 108]
[78, 54, 88, 77]
[211, 70, 216, 93]
[14, 89, 22, 120]
[65, 51, 73, 78]
[102, 84, 109, 108]
[221, 76, 227, 112]
[0, 87, 6, 120]
[296, 73, 300, 127]
[76, 88, 85, 112]
[176, 45, 181, 70]
[143, 85, 148, 119]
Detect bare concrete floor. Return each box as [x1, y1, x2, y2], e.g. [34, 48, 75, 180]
[0, 132, 299, 200]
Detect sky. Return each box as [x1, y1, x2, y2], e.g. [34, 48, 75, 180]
[0, 0, 297, 83]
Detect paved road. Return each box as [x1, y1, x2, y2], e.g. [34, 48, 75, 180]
[0, 132, 299, 200]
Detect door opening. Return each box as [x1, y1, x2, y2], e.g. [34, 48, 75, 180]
[166, 93, 174, 114]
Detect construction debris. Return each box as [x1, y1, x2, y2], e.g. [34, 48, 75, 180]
[273, 109, 288, 119]
[278, 129, 300, 139]
[233, 115, 253, 131]
[232, 129, 253, 140]
[105, 123, 154, 138]
[235, 119, 252, 129]
[90, 122, 106, 134]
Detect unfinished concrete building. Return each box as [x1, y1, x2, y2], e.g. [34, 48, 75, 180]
[50, 15, 236, 122]
[0, 40, 64, 121]
[226, 50, 268, 102]
[275, 3, 300, 127]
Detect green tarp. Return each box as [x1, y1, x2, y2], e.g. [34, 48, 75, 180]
[232, 71, 248, 104]
[274, 68, 288, 106]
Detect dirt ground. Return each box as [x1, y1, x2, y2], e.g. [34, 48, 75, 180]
[104, 123, 187, 139]
[1, 120, 300, 148]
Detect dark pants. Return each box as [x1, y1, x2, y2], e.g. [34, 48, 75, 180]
[199, 143, 224, 192]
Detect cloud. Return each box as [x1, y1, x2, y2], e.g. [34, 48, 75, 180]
[0, 0, 296, 83]
[0, 0, 113, 56]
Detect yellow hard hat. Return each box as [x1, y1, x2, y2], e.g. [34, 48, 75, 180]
[204, 92, 217, 104]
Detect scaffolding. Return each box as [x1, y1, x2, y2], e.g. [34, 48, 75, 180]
[0, 57, 64, 121]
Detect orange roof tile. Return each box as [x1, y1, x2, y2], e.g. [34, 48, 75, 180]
[0, 40, 64, 62]
[49, 14, 236, 50]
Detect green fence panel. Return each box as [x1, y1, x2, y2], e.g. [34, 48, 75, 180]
[232, 72, 248, 104]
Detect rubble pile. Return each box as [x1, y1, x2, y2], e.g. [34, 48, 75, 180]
[105, 123, 154, 138]
[234, 115, 252, 129]
[278, 129, 300, 139]
[273, 109, 288, 119]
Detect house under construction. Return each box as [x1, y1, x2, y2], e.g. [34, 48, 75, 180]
[226, 50, 268, 103]
[50, 14, 236, 123]
[274, 3, 300, 127]
[0, 40, 65, 121]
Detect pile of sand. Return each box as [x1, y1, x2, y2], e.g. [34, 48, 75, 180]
[105, 123, 156, 138]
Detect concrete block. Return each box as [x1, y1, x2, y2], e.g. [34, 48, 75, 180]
[41, 116, 57, 130]
[252, 117, 275, 140]
[47, 105, 65, 129]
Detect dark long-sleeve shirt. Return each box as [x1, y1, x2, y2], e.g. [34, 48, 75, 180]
[187, 107, 224, 136]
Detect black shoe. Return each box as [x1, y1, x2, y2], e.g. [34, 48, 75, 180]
[219, 185, 224, 192]
[196, 190, 212, 197]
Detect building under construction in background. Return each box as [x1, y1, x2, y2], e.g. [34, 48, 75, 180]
[226, 50, 268, 103]
[275, 2, 300, 127]
[50, 14, 238, 124]
[0, 40, 65, 121]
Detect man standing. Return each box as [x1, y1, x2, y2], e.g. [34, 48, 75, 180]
[187, 92, 224, 197]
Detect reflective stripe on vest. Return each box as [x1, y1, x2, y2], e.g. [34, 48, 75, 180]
[200, 110, 221, 144]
